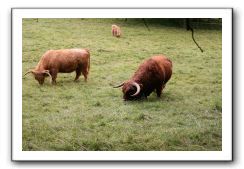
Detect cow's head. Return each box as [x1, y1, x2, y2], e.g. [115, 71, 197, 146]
[23, 69, 52, 85]
[114, 81, 142, 100]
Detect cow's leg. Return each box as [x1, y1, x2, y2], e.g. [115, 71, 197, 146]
[50, 69, 58, 84]
[81, 65, 89, 82]
[74, 67, 82, 82]
[82, 70, 88, 82]
[156, 85, 163, 97]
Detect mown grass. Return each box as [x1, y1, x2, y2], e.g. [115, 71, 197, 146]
[22, 18, 222, 151]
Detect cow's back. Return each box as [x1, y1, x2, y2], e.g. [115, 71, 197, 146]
[151, 55, 172, 83]
[39, 49, 89, 73]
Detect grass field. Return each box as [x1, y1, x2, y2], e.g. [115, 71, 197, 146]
[22, 19, 222, 151]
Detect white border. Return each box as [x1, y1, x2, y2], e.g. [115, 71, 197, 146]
[12, 8, 232, 161]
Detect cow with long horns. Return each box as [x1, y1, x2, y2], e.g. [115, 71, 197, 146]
[114, 55, 172, 100]
[24, 48, 90, 85]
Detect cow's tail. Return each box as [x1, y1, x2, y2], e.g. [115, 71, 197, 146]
[84, 48, 90, 72]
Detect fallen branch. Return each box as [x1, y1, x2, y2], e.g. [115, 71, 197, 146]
[186, 19, 203, 53]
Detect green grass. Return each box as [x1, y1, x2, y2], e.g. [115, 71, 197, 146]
[22, 18, 222, 151]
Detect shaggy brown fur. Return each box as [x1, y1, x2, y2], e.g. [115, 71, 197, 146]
[111, 24, 121, 38]
[24, 48, 90, 85]
[114, 55, 172, 100]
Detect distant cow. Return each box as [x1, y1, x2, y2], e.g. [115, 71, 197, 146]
[114, 55, 172, 100]
[111, 24, 121, 38]
[24, 48, 90, 85]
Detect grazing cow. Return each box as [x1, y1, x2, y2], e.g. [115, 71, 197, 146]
[111, 24, 121, 38]
[114, 55, 172, 100]
[24, 48, 90, 85]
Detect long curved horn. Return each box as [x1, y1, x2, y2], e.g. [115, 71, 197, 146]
[130, 82, 141, 96]
[43, 70, 52, 83]
[23, 70, 33, 77]
[113, 82, 124, 88]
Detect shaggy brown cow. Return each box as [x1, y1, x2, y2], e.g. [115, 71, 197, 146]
[114, 55, 172, 100]
[111, 24, 121, 38]
[24, 48, 90, 85]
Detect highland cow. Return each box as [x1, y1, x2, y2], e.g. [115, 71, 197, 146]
[111, 24, 122, 38]
[24, 48, 90, 85]
[114, 55, 172, 100]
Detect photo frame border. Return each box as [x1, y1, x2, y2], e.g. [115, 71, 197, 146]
[11, 8, 233, 162]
